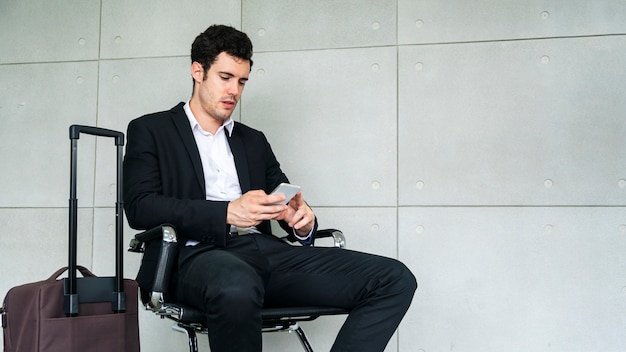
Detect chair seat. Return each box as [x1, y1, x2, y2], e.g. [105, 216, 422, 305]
[165, 302, 348, 325]
[262, 306, 348, 321]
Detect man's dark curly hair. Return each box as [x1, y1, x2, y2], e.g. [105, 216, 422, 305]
[191, 24, 254, 74]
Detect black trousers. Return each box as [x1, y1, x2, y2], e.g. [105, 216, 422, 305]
[176, 233, 417, 352]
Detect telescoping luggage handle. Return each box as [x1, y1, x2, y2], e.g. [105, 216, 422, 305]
[66, 125, 125, 316]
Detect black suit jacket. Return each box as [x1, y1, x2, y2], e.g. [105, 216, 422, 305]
[124, 102, 309, 256]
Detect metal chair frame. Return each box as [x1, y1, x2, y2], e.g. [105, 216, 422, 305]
[129, 225, 348, 352]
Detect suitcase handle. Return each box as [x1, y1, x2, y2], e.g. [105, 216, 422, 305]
[48, 266, 97, 281]
[67, 125, 126, 316]
[69, 125, 124, 146]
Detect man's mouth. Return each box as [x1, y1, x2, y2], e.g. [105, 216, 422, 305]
[222, 98, 236, 109]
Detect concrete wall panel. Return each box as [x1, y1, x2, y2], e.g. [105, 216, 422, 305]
[399, 36, 626, 206]
[243, 0, 396, 51]
[0, 62, 98, 207]
[0, 0, 100, 64]
[243, 47, 397, 207]
[399, 206, 626, 352]
[399, 0, 626, 45]
[100, 0, 241, 59]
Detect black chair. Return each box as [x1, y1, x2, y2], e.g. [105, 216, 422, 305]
[128, 225, 348, 352]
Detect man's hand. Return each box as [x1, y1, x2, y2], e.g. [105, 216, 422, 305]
[227, 190, 288, 228]
[275, 192, 315, 236]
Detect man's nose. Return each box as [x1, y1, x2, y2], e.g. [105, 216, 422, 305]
[226, 81, 242, 97]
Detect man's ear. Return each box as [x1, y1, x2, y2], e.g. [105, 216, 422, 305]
[191, 62, 205, 82]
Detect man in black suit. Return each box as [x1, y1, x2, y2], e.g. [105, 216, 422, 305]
[123, 24, 416, 352]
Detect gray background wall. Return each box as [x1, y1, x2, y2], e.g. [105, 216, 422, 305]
[1, 1, 626, 351]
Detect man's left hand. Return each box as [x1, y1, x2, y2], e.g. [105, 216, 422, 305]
[275, 192, 315, 236]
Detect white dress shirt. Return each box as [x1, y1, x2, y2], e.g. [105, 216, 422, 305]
[183, 102, 260, 246]
[183, 101, 311, 245]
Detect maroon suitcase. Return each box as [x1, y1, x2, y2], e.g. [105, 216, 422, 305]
[1, 125, 140, 351]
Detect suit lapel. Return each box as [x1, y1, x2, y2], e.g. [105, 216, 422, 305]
[228, 123, 251, 192]
[170, 104, 206, 191]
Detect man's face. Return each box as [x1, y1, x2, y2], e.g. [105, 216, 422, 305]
[191, 52, 250, 123]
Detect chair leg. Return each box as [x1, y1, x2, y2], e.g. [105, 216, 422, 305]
[173, 324, 199, 352]
[292, 323, 314, 352]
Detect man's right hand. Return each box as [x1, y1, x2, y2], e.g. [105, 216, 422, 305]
[226, 190, 288, 228]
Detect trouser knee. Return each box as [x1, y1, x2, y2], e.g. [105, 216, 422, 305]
[203, 272, 264, 324]
[386, 260, 418, 302]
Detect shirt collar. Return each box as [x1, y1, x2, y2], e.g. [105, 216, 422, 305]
[183, 100, 234, 137]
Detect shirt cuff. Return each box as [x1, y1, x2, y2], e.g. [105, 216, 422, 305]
[292, 227, 314, 241]
[288, 217, 317, 246]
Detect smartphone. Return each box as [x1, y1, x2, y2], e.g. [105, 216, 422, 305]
[269, 183, 301, 205]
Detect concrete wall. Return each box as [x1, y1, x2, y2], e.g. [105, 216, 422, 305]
[1, 1, 626, 351]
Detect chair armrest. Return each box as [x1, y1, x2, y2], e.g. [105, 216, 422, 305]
[128, 224, 177, 252]
[281, 229, 346, 248]
[128, 224, 179, 311]
[314, 229, 346, 248]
